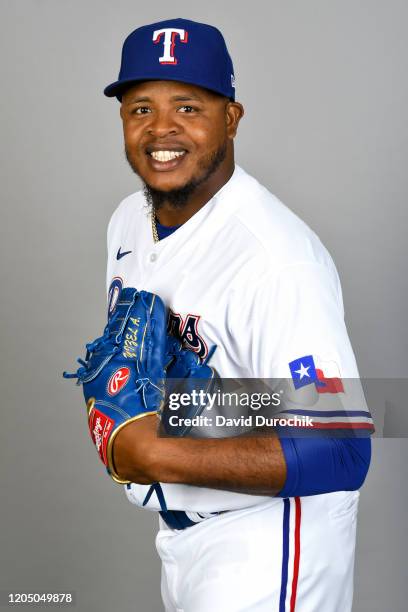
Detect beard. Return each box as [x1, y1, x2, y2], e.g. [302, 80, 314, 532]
[125, 141, 227, 211]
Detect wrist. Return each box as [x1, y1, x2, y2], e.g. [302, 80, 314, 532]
[112, 415, 161, 484]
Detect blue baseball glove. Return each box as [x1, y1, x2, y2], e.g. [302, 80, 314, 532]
[64, 287, 168, 484]
[64, 287, 218, 491]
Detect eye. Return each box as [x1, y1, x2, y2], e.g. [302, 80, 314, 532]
[132, 106, 151, 115]
[177, 105, 196, 113]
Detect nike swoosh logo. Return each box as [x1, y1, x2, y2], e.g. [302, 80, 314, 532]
[116, 247, 132, 260]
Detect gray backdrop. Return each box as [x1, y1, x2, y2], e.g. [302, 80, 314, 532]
[1, 1, 407, 610]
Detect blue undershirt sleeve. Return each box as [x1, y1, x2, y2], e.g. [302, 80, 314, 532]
[276, 436, 371, 498]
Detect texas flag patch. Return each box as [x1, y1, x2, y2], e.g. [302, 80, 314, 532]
[289, 355, 344, 393]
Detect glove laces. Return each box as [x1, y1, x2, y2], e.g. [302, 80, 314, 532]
[63, 311, 121, 384]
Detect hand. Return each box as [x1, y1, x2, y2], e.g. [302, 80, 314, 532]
[112, 414, 160, 484]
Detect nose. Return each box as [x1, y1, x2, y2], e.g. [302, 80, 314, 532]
[146, 109, 180, 138]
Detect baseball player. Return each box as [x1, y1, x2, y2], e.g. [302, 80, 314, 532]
[81, 18, 376, 611]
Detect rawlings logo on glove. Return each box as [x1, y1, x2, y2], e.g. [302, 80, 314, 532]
[88, 405, 115, 465]
[108, 367, 130, 395]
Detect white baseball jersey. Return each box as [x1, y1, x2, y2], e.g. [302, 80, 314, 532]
[106, 164, 368, 513]
[106, 165, 369, 611]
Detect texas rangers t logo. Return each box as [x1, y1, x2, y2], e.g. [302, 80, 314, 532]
[152, 28, 188, 64]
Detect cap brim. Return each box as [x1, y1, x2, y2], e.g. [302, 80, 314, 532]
[103, 75, 234, 101]
[104, 78, 141, 99]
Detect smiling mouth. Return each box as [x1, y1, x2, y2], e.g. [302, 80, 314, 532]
[149, 150, 187, 162]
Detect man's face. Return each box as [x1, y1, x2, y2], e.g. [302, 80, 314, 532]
[120, 80, 242, 196]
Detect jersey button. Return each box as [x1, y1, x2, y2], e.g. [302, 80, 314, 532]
[149, 253, 157, 263]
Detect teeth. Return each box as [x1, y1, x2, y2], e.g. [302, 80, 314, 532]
[150, 150, 185, 162]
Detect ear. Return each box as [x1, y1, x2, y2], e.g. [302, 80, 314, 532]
[120, 105, 124, 120]
[226, 102, 244, 139]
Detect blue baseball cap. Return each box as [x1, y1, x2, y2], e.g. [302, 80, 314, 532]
[104, 18, 236, 101]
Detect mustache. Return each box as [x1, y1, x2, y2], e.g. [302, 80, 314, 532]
[125, 142, 228, 211]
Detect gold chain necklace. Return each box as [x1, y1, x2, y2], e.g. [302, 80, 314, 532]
[151, 211, 159, 243]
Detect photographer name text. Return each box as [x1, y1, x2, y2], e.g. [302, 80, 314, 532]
[166, 414, 314, 428]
